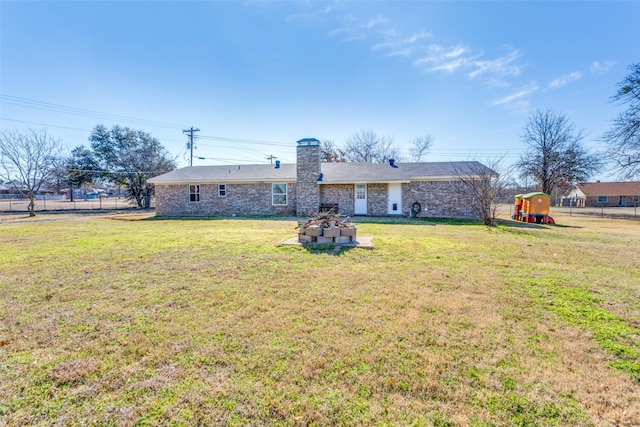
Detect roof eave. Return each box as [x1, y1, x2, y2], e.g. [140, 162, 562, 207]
[149, 178, 294, 185]
[410, 176, 459, 181]
[319, 180, 411, 185]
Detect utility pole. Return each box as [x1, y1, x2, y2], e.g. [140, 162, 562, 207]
[183, 127, 200, 166]
[265, 154, 278, 164]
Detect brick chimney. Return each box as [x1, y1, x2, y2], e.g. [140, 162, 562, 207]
[296, 138, 321, 216]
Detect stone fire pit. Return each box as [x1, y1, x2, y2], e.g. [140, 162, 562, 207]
[280, 212, 373, 249]
[298, 212, 356, 245]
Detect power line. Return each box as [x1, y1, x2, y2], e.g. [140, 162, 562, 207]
[195, 156, 274, 164]
[2, 95, 530, 164]
[0, 117, 189, 145]
[265, 155, 278, 164]
[68, 168, 173, 174]
[0, 117, 94, 133]
[198, 134, 292, 147]
[194, 139, 286, 162]
[183, 127, 200, 167]
[0, 94, 188, 130]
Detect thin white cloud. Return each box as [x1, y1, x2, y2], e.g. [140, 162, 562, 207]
[284, 2, 524, 87]
[414, 44, 479, 73]
[413, 45, 522, 86]
[549, 71, 582, 88]
[362, 14, 388, 29]
[329, 13, 387, 42]
[590, 61, 615, 75]
[321, 1, 343, 15]
[468, 48, 521, 79]
[328, 14, 366, 41]
[284, 0, 344, 23]
[372, 29, 431, 57]
[492, 83, 539, 109]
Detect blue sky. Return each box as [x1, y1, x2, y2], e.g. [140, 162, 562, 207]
[1, 1, 638, 178]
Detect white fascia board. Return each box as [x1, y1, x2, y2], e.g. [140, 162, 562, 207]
[150, 179, 293, 185]
[318, 180, 411, 185]
[410, 176, 459, 181]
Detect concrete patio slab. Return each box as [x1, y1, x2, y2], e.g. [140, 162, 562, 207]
[280, 236, 374, 249]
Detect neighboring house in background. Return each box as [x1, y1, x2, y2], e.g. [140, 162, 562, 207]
[149, 138, 493, 218]
[564, 181, 640, 207]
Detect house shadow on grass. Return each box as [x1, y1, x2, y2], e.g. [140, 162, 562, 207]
[301, 244, 356, 256]
[494, 218, 583, 230]
[138, 213, 583, 229]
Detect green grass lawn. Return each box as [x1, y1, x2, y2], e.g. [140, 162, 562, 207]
[1, 212, 639, 426]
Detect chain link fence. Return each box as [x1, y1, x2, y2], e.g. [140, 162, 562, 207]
[0, 194, 153, 213]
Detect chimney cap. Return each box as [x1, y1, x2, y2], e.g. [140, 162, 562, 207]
[297, 138, 320, 146]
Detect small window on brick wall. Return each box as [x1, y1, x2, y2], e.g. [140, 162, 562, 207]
[218, 184, 226, 197]
[597, 195, 608, 203]
[189, 184, 200, 202]
[272, 183, 287, 205]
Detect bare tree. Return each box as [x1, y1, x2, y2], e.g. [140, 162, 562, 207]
[454, 158, 509, 227]
[517, 109, 600, 196]
[603, 63, 640, 179]
[0, 128, 64, 217]
[409, 134, 434, 161]
[320, 139, 346, 162]
[344, 129, 402, 163]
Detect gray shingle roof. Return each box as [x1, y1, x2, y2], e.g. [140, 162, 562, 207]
[148, 161, 493, 184]
[318, 161, 490, 183]
[148, 164, 296, 184]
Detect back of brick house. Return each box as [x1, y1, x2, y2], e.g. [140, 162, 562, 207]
[149, 138, 492, 218]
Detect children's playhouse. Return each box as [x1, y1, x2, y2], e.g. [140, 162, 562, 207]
[513, 192, 555, 224]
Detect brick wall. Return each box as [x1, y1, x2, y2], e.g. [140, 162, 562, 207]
[319, 184, 354, 214]
[318, 181, 475, 218]
[403, 181, 474, 218]
[154, 183, 296, 217]
[367, 184, 388, 216]
[318, 183, 388, 216]
[584, 195, 639, 208]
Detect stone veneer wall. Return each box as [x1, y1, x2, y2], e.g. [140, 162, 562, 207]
[403, 181, 474, 218]
[319, 184, 355, 214]
[154, 183, 296, 217]
[296, 142, 321, 216]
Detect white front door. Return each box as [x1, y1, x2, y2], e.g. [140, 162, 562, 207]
[387, 183, 402, 215]
[354, 184, 367, 215]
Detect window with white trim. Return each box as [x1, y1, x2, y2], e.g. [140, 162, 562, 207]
[633, 196, 639, 204]
[218, 184, 226, 197]
[189, 184, 200, 202]
[272, 183, 287, 205]
[596, 195, 608, 203]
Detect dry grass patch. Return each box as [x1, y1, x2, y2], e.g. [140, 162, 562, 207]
[0, 214, 639, 425]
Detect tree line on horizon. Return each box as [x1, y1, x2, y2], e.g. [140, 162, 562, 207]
[1, 63, 639, 218]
